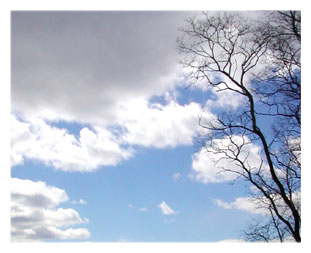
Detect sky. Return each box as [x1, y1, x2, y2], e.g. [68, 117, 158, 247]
[7, 9, 307, 246]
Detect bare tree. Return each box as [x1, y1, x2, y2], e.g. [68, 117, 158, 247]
[178, 11, 301, 242]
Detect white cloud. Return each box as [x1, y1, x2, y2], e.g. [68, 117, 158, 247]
[10, 115, 32, 167]
[71, 199, 87, 205]
[288, 136, 301, 164]
[11, 114, 133, 172]
[11, 97, 214, 171]
[173, 173, 181, 182]
[128, 205, 148, 212]
[138, 207, 148, 212]
[207, 87, 245, 110]
[191, 135, 266, 183]
[214, 191, 301, 217]
[191, 150, 238, 184]
[11, 178, 90, 242]
[199, 72, 246, 111]
[11, 177, 69, 208]
[118, 99, 213, 148]
[213, 199, 233, 210]
[214, 197, 268, 215]
[158, 201, 176, 215]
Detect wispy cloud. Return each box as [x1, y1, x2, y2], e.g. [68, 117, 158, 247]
[138, 207, 148, 212]
[71, 199, 87, 205]
[214, 197, 267, 215]
[173, 173, 181, 182]
[213, 199, 233, 209]
[163, 218, 175, 224]
[214, 191, 300, 216]
[158, 201, 176, 215]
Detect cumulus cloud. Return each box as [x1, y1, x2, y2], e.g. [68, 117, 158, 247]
[11, 96, 213, 171]
[118, 99, 213, 148]
[11, 11, 194, 125]
[191, 135, 266, 183]
[11, 114, 133, 171]
[11, 177, 68, 208]
[11, 178, 90, 242]
[10, 11, 219, 172]
[158, 201, 176, 215]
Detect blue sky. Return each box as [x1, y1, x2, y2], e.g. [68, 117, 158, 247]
[11, 145, 253, 242]
[8, 9, 305, 245]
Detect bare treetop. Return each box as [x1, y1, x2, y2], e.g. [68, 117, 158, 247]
[178, 11, 301, 242]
